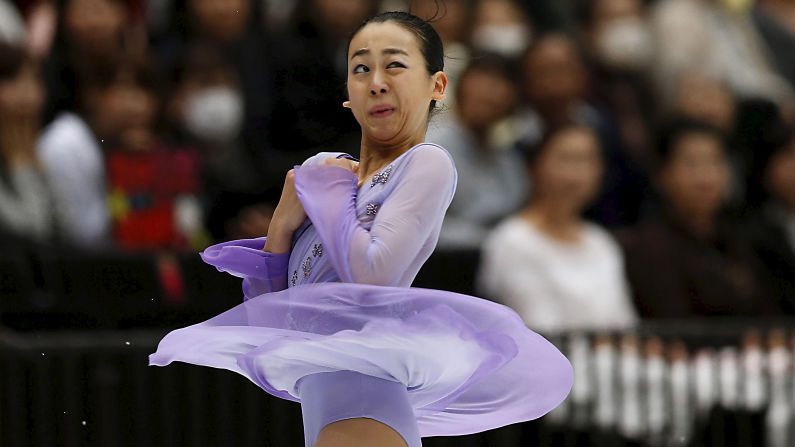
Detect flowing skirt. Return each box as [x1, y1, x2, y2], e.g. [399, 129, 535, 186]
[148, 282, 573, 438]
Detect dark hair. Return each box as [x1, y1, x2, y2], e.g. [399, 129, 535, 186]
[655, 117, 727, 170]
[520, 120, 598, 167]
[347, 11, 444, 112]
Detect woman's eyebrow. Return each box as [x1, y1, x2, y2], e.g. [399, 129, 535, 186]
[350, 48, 409, 60]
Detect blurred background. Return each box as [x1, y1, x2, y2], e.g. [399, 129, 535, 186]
[1, 0, 795, 445]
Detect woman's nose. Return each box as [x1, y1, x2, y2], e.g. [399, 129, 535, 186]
[370, 73, 388, 96]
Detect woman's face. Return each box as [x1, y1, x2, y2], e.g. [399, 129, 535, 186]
[346, 22, 447, 147]
[65, 0, 125, 53]
[189, 0, 250, 42]
[659, 132, 731, 219]
[457, 69, 515, 132]
[532, 127, 603, 212]
[0, 63, 44, 120]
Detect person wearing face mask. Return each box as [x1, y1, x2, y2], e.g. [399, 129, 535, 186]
[470, 0, 533, 59]
[167, 44, 279, 242]
[580, 0, 657, 189]
[618, 117, 780, 318]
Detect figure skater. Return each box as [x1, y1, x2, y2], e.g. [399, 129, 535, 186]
[149, 11, 572, 447]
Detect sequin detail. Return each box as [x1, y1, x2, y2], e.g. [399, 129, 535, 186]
[371, 165, 393, 186]
[312, 243, 323, 258]
[302, 257, 312, 277]
[366, 203, 380, 215]
[291, 270, 298, 286]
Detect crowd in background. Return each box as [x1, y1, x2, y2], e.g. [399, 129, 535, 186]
[1, 0, 795, 332]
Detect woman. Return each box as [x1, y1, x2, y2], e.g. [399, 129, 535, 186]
[620, 117, 779, 318]
[149, 12, 572, 447]
[0, 42, 57, 242]
[478, 122, 637, 333]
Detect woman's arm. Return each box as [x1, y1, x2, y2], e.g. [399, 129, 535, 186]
[293, 145, 456, 285]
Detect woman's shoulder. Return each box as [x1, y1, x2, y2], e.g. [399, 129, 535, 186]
[403, 142, 455, 169]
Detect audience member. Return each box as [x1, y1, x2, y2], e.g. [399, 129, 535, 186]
[650, 0, 792, 104]
[36, 58, 153, 249]
[426, 55, 527, 248]
[41, 0, 135, 124]
[164, 43, 277, 242]
[0, 40, 57, 242]
[470, 0, 533, 59]
[518, 32, 647, 226]
[151, 0, 273, 159]
[478, 122, 638, 333]
[265, 0, 377, 165]
[744, 111, 795, 313]
[619, 118, 780, 318]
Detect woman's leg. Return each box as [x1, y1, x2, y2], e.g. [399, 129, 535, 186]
[297, 371, 422, 447]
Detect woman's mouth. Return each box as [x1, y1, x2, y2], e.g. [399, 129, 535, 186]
[369, 105, 395, 118]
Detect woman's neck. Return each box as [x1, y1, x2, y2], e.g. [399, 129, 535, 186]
[357, 133, 424, 184]
[520, 200, 583, 243]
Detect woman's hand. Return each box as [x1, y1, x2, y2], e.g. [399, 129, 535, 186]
[264, 169, 306, 253]
[321, 157, 359, 173]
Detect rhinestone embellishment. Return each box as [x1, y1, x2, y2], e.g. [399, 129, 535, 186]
[366, 203, 380, 215]
[312, 243, 323, 258]
[371, 165, 393, 186]
[291, 270, 298, 286]
[302, 257, 312, 277]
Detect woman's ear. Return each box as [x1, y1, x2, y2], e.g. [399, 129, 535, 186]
[342, 101, 351, 108]
[431, 71, 448, 102]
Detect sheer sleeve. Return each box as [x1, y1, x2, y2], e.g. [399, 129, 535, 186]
[200, 237, 290, 300]
[293, 145, 456, 286]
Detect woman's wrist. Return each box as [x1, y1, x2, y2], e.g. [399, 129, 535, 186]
[263, 221, 293, 254]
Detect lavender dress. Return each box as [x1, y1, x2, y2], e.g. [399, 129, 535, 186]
[149, 143, 572, 442]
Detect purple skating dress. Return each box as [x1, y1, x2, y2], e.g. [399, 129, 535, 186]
[149, 143, 572, 443]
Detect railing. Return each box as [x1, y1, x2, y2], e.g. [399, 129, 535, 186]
[3, 320, 794, 447]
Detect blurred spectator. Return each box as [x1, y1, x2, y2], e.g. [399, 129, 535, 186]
[669, 71, 737, 134]
[579, 0, 656, 175]
[41, 0, 137, 123]
[265, 0, 377, 164]
[744, 110, 795, 313]
[164, 43, 276, 241]
[101, 62, 208, 252]
[619, 118, 780, 318]
[150, 0, 273, 162]
[517, 32, 648, 227]
[426, 55, 527, 248]
[650, 0, 793, 104]
[470, 0, 533, 59]
[36, 58, 155, 249]
[0, 41, 57, 242]
[668, 71, 752, 207]
[478, 122, 637, 333]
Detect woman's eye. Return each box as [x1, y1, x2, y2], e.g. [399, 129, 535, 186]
[387, 61, 406, 69]
[353, 64, 369, 74]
